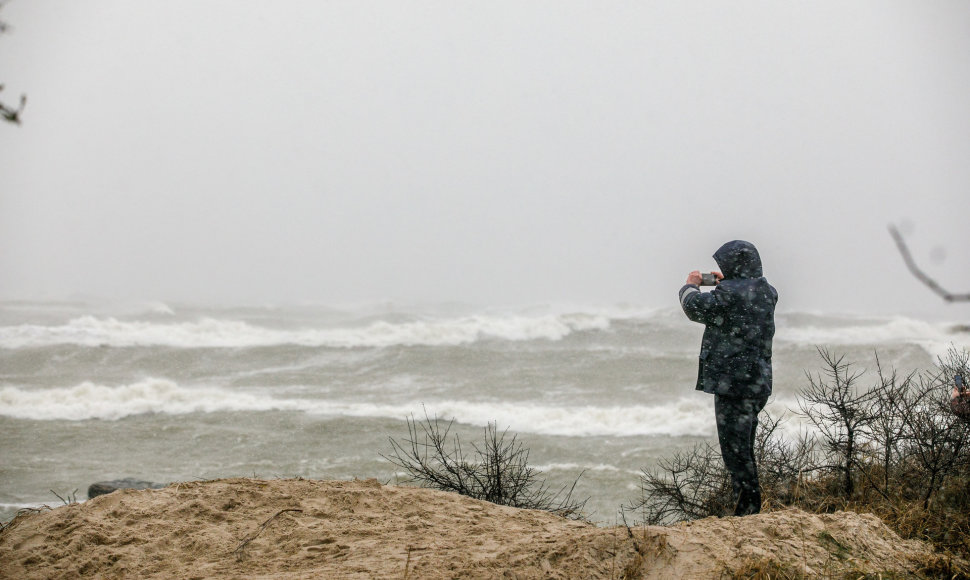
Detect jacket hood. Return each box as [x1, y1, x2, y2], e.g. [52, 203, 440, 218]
[713, 240, 763, 279]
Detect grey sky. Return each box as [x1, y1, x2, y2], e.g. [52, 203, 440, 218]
[1, 1, 968, 317]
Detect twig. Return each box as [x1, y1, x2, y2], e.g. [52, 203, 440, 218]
[403, 545, 414, 580]
[233, 509, 302, 556]
[49, 489, 78, 505]
[0, 506, 53, 535]
[889, 225, 970, 302]
[619, 508, 642, 555]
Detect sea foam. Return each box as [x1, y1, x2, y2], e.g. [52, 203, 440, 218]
[776, 315, 964, 357]
[418, 398, 715, 437]
[0, 380, 302, 421]
[0, 381, 714, 437]
[0, 312, 611, 349]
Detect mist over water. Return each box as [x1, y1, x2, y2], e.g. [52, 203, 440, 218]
[1, 300, 961, 522]
[2, 3, 969, 319]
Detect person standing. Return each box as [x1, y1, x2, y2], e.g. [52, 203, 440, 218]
[679, 240, 778, 516]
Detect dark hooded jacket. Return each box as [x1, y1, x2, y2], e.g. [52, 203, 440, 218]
[679, 240, 778, 398]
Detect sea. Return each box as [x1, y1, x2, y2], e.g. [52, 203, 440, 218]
[1, 300, 965, 524]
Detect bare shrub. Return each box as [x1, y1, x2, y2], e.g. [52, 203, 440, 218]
[628, 441, 732, 524]
[866, 356, 917, 498]
[797, 347, 875, 497]
[897, 371, 970, 510]
[631, 346, 970, 559]
[755, 409, 817, 508]
[628, 409, 814, 524]
[384, 410, 587, 519]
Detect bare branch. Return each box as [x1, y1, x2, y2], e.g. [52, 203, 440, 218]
[0, 0, 8, 35]
[233, 509, 303, 557]
[889, 224, 970, 302]
[0, 3, 27, 125]
[0, 87, 26, 125]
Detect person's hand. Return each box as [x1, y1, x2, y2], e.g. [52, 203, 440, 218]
[686, 271, 725, 285]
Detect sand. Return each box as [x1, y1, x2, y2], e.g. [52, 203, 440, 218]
[0, 477, 962, 579]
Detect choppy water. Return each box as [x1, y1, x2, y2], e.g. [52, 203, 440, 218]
[0, 300, 963, 523]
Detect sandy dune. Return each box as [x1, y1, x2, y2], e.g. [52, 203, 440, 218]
[0, 478, 961, 578]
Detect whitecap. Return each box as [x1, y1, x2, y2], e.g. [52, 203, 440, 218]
[0, 312, 612, 349]
[0, 380, 301, 421]
[1, 381, 714, 438]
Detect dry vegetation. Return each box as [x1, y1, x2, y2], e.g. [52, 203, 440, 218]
[384, 410, 588, 518]
[631, 346, 970, 576]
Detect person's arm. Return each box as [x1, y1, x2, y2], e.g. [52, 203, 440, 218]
[679, 271, 726, 325]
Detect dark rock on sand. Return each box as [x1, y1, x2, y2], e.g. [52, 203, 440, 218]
[87, 478, 166, 499]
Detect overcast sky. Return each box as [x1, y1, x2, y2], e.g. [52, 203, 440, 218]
[1, 1, 968, 318]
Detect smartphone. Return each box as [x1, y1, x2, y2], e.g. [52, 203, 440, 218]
[700, 273, 719, 286]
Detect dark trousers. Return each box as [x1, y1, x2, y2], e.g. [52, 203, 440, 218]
[714, 394, 768, 516]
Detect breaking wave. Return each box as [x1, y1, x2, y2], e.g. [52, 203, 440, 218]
[0, 381, 714, 437]
[0, 312, 611, 349]
[0, 380, 302, 421]
[776, 315, 964, 357]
